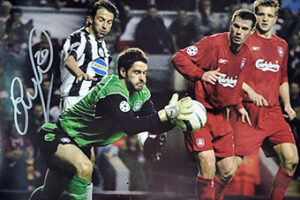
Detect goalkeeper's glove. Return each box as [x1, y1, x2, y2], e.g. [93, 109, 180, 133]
[158, 93, 193, 122]
[143, 133, 167, 162]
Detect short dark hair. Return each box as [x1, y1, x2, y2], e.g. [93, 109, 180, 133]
[231, 9, 257, 30]
[254, 0, 280, 16]
[118, 48, 148, 77]
[88, 0, 119, 22]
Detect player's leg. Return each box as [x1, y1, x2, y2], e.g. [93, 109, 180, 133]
[195, 150, 216, 200]
[53, 143, 94, 200]
[274, 143, 298, 175]
[87, 147, 96, 200]
[34, 124, 94, 200]
[43, 144, 95, 200]
[216, 156, 243, 182]
[211, 111, 241, 200]
[269, 143, 299, 200]
[185, 111, 227, 200]
[264, 108, 299, 200]
[215, 156, 243, 200]
[29, 169, 69, 200]
[184, 127, 215, 200]
[40, 169, 70, 200]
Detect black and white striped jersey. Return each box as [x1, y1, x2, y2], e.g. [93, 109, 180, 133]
[60, 27, 111, 97]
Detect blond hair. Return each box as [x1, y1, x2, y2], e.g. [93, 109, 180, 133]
[253, 0, 280, 16]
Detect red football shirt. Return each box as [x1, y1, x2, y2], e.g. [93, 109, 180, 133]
[172, 33, 251, 110]
[244, 31, 288, 106]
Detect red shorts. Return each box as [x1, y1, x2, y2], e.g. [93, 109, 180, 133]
[231, 103, 295, 156]
[184, 110, 235, 158]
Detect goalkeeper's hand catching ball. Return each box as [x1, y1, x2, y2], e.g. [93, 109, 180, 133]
[158, 93, 193, 122]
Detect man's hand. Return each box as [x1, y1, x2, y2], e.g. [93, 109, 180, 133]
[65, 55, 97, 83]
[284, 104, 296, 120]
[158, 93, 193, 121]
[247, 90, 268, 106]
[202, 68, 225, 85]
[75, 73, 97, 83]
[238, 107, 252, 126]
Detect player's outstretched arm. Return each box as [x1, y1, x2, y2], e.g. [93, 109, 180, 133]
[65, 55, 97, 83]
[242, 82, 268, 106]
[106, 94, 192, 136]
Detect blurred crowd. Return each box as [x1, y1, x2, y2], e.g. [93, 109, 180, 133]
[0, 0, 300, 196]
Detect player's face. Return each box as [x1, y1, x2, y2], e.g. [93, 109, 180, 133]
[255, 6, 277, 34]
[125, 61, 148, 92]
[90, 7, 114, 40]
[230, 16, 254, 46]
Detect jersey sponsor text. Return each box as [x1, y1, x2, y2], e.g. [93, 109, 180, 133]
[255, 59, 280, 72]
[90, 58, 108, 76]
[218, 58, 228, 64]
[218, 74, 237, 88]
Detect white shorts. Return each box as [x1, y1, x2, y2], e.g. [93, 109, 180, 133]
[60, 96, 84, 112]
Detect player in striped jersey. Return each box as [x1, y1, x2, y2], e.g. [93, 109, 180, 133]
[60, 0, 119, 111]
[29, 48, 194, 200]
[56, 1, 119, 198]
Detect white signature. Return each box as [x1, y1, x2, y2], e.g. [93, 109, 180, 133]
[10, 28, 54, 135]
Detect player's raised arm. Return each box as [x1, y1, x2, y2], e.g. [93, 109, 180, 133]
[104, 93, 193, 136]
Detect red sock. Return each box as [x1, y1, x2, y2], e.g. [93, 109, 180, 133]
[214, 176, 230, 200]
[269, 168, 293, 200]
[196, 175, 214, 200]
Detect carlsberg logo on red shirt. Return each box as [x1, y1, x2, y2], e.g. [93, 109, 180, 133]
[255, 59, 280, 72]
[218, 74, 237, 88]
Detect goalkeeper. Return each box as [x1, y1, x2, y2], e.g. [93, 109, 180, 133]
[29, 48, 193, 200]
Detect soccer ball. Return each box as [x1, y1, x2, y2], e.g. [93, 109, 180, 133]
[176, 100, 207, 132]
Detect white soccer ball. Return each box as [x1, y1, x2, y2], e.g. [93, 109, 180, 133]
[176, 100, 207, 132]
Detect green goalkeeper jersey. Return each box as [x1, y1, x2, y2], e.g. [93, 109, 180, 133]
[42, 74, 160, 147]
